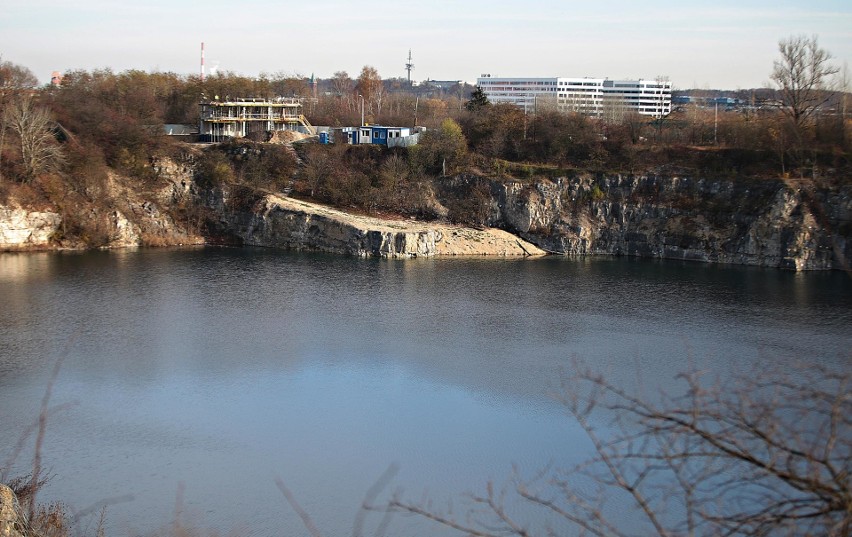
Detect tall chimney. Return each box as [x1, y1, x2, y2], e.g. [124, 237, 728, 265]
[201, 42, 205, 82]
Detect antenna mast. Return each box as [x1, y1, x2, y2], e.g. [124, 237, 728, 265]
[405, 49, 414, 85]
[201, 42, 205, 82]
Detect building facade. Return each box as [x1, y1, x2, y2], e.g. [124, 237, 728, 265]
[198, 98, 315, 142]
[334, 126, 419, 147]
[476, 76, 672, 119]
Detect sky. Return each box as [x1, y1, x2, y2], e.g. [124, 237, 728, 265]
[1, 0, 850, 90]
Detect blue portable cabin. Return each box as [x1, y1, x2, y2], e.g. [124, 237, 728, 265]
[371, 126, 389, 146]
[364, 126, 412, 146]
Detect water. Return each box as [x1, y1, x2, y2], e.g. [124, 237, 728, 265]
[0, 249, 849, 536]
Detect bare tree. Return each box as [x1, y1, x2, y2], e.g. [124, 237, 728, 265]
[299, 144, 341, 198]
[771, 35, 839, 133]
[0, 59, 40, 180]
[0, 59, 38, 103]
[2, 96, 65, 182]
[331, 71, 352, 97]
[389, 361, 851, 537]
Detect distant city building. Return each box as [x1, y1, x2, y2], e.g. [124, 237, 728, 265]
[476, 75, 672, 118]
[423, 79, 463, 89]
[50, 71, 62, 86]
[198, 98, 315, 142]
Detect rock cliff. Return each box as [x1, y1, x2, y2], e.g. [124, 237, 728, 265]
[1, 155, 849, 270]
[0, 485, 25, 537]
[222, 194, 545, 257]
[482, 174, 850, 271]
[0, 206, 60, 250]
[0, 159, 204, 251]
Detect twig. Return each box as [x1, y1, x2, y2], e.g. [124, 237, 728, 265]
[275, 476, 324, 537]
[26, 335, 74, 520]
[353, 463, 398, 537]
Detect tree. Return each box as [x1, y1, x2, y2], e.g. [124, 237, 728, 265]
[388, 361, 851, 537]
[415, 118, 468, 175]
[299, 144, 343, 198]
[331, 71, 353, 98]
[265, 72, 309, 98]
[460, 103, 526, 161]
[771, 35, 839, 133]
[0, 59, 39, 180]
[465, 85, 490, 112]
[355, 66, 382, 115]
[2, 96, 65, 182]
[0, 59, 38, 103]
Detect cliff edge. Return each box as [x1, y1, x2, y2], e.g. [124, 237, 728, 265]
[226, 194, 545, 257]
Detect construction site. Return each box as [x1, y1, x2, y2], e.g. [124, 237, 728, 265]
[198, 97, 316, 142]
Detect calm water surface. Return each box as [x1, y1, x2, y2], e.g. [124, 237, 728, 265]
[0, 249, 849, 536]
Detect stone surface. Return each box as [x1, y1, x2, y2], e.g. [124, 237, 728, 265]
[487, 174, 851, 271]
[0, 206, 60, 250]
[0, 485, 25, 537]
[230, 194, 546, 257]
[1, 154, 848, 270]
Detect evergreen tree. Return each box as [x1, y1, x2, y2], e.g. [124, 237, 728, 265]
[465, 85, 490, 112]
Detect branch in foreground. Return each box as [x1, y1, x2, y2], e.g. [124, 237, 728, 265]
[388, 360, 851, 537]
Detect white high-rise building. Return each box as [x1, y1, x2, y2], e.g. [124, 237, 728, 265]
[476, 75, 672, 119]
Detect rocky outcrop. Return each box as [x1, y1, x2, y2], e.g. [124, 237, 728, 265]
[224, 194, 545, 257]
[2, 152, 848, 269]
[481, 174, 850, 271]
[0, 205, 62, 250]
[102, 164, 205, 248]
[0, 206, 61, 250]
[0, 159, 205, 251]
[0, 485, 26, 537]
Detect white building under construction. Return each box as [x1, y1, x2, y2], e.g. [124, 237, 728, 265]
[198, 98, 315, 142]
[476, 76, 672, 119]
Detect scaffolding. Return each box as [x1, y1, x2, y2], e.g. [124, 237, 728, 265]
[199, 98, 316, 142]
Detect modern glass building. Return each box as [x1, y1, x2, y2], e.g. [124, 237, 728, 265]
[476, 75, 672, 119]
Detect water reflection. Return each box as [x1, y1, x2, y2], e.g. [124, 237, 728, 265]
[0, 249, 849, 536]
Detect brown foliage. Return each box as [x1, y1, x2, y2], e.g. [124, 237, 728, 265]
[196, 140, 297, 194]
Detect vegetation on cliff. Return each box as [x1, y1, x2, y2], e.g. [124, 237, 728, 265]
[0, 35, 848, 250]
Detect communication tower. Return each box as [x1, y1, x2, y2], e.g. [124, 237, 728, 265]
[405, 50, 414, 85]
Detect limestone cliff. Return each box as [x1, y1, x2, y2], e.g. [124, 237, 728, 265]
[0, 485, 25, 537]
[0, 158, 204, 251]
[0, 205, 60, 250]
[2, 154, 849, 270]
[482, 174, 850, 271]
[221, 194, 545, 257]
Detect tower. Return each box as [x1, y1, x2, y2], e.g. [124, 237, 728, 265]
[405, 49, 414, 85]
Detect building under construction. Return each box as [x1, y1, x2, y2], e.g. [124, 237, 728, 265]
[198, 98, 316, 142]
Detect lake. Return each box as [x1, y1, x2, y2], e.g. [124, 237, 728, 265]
[0, 249, 849, 536]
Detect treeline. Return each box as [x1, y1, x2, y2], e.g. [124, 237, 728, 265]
[0, 50, 850, 239]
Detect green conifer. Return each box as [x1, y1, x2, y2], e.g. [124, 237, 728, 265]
[465, 86, 490, 112]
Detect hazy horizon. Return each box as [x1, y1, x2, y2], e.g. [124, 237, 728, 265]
[1, 0, 850, 91]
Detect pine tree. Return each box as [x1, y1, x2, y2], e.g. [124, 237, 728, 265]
[465, 86, 490, 112]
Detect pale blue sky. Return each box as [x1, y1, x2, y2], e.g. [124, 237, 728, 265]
[1, 0, 850, 89]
